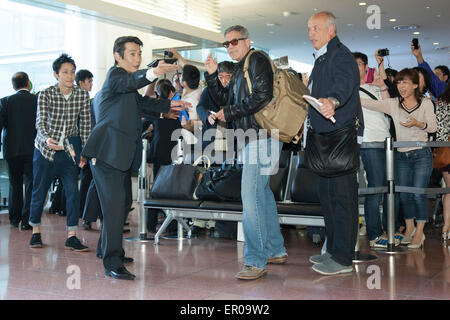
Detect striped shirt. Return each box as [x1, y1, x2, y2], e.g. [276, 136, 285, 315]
[35, 84, 91, 162]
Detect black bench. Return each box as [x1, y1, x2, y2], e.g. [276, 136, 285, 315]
[144, 149, 324, 245]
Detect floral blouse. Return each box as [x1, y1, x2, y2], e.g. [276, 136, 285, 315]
[435, 98, 450, 142]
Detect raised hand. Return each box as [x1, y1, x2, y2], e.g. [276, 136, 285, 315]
[153, 61, 180, 77]
[205, 53, 218, 75]
[410, 42, 424, 63]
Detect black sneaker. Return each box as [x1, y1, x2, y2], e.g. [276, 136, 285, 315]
[30, 233, 43, 248]
[65, 236, 89, 252]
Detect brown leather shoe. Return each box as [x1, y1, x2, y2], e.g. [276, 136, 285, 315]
[235, 266, 267, 280]
[267, 254, 288, 264]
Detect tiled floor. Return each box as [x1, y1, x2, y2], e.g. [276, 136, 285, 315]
[1, 205, 450, 300]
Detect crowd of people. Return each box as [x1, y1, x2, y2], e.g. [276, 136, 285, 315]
[0, 10, 449, 281]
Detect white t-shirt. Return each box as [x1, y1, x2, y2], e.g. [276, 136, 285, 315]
[181, 87, 203, 144]
[182, 87, 202, 120]
[359, 84, 391, 142]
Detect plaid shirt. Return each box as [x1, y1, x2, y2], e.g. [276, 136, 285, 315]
[35, 84, 91, 162]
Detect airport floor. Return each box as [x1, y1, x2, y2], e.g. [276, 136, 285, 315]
[0, 203, 450, 300]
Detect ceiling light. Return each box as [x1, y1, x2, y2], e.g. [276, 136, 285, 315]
[313, 8, 318, 11]
[359, 2, 367, 6]
[413, 31, 420, 35]
[433, 42, 439, 45]
[425, 6, 431, 9]
[347, 23, 353, 26]
[282, 11, 291, 17]
[266, 23, 275, 27]
[389, 18, 397, 22]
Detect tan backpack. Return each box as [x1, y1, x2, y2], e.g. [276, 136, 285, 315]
[243, 50, 310, 144]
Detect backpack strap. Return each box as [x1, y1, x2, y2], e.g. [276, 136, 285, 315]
[359, 87, 378, 100]
[243, 50, 276, 95]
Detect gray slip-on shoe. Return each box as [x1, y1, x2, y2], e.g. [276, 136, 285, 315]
[309, 252, 331, 264]
[312, 258, 353, 276]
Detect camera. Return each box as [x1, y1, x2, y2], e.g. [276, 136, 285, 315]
[164, 50, 174, 58]
[378, 48, 390, 57]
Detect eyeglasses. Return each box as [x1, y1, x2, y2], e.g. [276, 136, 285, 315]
[222, 38, 247, 48]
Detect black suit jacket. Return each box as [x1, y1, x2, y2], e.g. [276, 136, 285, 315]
[82, 66, 171, 171]
[0, 90, 38, 159]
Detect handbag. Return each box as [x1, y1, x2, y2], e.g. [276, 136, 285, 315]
[195, 161, 243, 202]
[304, 123, 360, 177]
[150, 156, 210, 200]
[433, 138, 450, 169]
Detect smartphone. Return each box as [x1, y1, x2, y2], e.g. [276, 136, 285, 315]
[147, 58, 178, 68]
[412, 38, 419, 50]
[365, 67, 375, 84]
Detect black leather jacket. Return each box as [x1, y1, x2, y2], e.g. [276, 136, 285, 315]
[204, 49, 273, 132]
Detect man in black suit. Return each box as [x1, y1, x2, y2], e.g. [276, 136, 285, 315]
[82, 36, 188, 280]
[0, 72, 37, 230]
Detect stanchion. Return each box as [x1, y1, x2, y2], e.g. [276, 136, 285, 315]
[126, 139, 153, 242]
[380, 137, 405, 254]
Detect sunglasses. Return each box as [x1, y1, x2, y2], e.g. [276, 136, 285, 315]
[222, 38, 247, 48]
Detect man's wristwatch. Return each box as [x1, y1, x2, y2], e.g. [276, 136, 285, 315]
[327, 97, 340, 109]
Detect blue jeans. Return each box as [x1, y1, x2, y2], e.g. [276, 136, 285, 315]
[360, 148, 387, 241]
[29, 149, 80, 230]
[241, 137, 286, 270]
[395, 148, 433, 223]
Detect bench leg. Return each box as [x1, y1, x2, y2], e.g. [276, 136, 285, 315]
[175, 217, 192, 239]
[154, 210, 174, 246]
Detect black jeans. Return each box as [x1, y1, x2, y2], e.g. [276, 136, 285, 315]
[318, 172, 359, 266]
[6, 155, 33, 226]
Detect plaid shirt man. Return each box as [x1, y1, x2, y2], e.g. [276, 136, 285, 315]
[35, 84, 91, 162]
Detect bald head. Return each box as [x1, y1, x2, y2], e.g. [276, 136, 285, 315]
[308, 11, 337, 50]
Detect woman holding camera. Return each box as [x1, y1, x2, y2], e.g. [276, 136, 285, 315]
[361, 68, 437, 249]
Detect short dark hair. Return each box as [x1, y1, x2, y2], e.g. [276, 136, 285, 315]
[412, 66, 431, 94]
[385, 68, 398, 79]
[353, 52, 368, 66]
[182, 64, 200, 90]
[75, 69, 93, 85]
[113, 36, 143, 65]
[53, 53, 76, 74]
[156, 79, 175, 99]
[11, 72, 29, 91]
[435, 65, 449, 82]
[218, 61, 235, 74]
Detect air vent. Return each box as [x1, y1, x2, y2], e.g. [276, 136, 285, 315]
[393, 25, 418, 31]
[434, 46, 450, 51]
